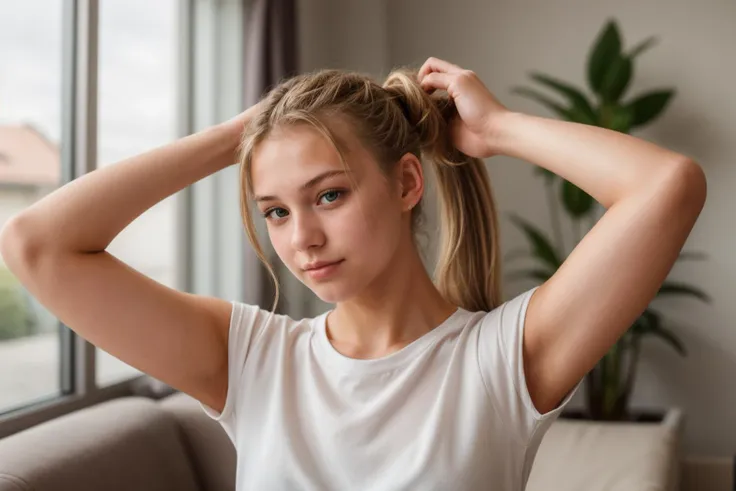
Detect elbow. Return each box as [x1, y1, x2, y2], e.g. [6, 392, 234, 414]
[0, 215, 47, 275]
[670, 157, 707, 212]
[0, 216, 27, 263]
[658, 155, 708, 215]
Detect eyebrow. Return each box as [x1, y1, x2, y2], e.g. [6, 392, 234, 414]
[253, 169, 353, 202]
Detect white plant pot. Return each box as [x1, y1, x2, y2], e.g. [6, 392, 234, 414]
[526, 407, 684, 491]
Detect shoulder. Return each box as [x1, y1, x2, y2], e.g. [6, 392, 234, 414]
[230, 302, 322, 348]
[484, 286, 539, 324]
[470, 286, 541, 400]
[464, 286, 540, 343]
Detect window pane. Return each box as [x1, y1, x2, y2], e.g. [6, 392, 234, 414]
[96, 0, 181, 386]
[0, 1, 65, 414]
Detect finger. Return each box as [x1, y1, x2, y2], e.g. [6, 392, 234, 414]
[419, 71, 453, 94]
[417, 57, 463, 81]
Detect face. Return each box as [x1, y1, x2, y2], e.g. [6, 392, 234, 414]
[250, 121, 415, 304]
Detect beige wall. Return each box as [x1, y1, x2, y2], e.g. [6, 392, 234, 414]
[298, 0, 735, 456]
[298, 0, 390, 76]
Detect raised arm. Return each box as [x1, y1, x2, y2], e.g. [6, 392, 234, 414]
[417, 57, 707, 415]
[491, 111, 706, 414]
[3, 108, 253, 254]
[0, 105, 259, 413]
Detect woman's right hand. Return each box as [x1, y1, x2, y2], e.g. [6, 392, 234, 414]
[224, 100, 266, 144]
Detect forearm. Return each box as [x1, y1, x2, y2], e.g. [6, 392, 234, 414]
[491, 111, 696, 208]
[8, 117, 246, 254]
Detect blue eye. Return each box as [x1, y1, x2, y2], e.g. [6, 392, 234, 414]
[320, 190, 342, 204]
[264, 208, 288, 219]
[263, 189, 345, 222]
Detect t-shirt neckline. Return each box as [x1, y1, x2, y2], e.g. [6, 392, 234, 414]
[313, 307, 467, 374]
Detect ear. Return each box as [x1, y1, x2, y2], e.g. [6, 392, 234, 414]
[396, 152, 424, 212]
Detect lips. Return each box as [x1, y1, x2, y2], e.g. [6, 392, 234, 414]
[302, 259, 345, 281]
[303, 260, 342, 271]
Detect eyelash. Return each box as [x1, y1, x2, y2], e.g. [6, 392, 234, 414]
[262, 189, 346, 221]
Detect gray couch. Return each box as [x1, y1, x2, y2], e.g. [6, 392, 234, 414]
[0, 392, 682, 490]
[0, 393, 234, 491]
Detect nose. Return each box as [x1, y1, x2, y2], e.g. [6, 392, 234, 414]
[290, 210, 325, 252]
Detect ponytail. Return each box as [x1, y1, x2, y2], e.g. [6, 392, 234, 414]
[384, 69, 503, 311]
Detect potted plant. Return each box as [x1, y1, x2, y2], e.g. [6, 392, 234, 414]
[507, 19, 711, 422]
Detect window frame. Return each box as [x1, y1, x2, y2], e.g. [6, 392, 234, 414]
[0, 0, 245, 439]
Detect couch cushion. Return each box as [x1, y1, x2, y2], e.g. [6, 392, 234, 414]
[158, 392, 236, 491]
[0, 397, 201, 491]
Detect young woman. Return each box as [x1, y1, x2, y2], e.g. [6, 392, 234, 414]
[0, 57, 706, 490]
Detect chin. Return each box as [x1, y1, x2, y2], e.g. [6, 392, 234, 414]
[296, 261, 376, 304]
[309, 283, 354, 304]
[306, 273, 368, 304]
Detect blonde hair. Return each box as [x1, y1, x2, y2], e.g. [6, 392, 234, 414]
[238, 67, 503, 313]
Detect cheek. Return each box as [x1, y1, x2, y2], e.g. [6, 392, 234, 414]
[263, 192, 404, 282]
[266, 227, 295, 269]
[338, 194, 403, 263]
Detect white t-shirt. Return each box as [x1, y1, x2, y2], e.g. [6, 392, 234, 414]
[200, 286, 580, 490]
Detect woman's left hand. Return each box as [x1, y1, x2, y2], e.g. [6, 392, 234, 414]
[418, 57, 509, 159]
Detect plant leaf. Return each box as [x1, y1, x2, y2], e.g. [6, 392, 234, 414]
[505, 268, 554, 283]
[601, 104, 634, 133]
[656, 282, 711, 303]
[561, 179, 595, 217]
[600, 55, 633, 103]
[628, 36, 658, 58]
[631, 309, 659, 336]
[627, 90, 675, 128]
[528, 73, 597, 124]
[650, 325, 687, 356]
[632, 309, 687, 356]
[588, 20, 622, 96]
[507, 213, 562, 270]
[533, 166, 558, 183]
[511, 87, 571, 120]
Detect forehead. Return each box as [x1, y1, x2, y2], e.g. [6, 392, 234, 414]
[250, 121, 372, 198]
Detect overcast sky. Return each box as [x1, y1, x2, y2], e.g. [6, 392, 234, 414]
[0, 0, 179, 166]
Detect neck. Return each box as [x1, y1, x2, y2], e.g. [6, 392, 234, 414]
[327, 237, 458, 359]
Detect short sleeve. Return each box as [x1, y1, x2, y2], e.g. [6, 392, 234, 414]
[198, 300, 275, 443]
[477, 286, 581, 445]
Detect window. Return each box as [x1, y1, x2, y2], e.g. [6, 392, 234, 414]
[0, 0, 245, 437]
[0, 0, 65, 414]
[95, 0, 181, 387]
[0, 0, 187, 416]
